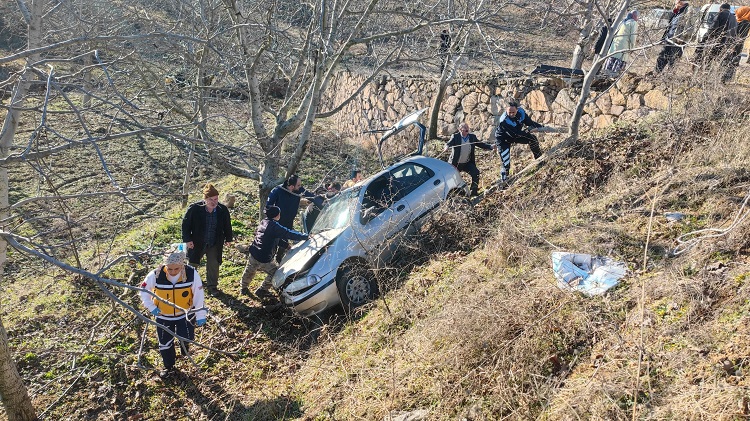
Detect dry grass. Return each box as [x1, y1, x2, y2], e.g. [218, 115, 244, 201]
[284, 81, 750, 420]
[5, 48, 750, 421]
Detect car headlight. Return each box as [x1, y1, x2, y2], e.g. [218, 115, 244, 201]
[285, 274, 322, 293]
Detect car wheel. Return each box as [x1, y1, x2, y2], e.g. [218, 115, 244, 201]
[336, 264, 378, 311]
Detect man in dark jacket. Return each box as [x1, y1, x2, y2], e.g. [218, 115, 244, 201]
[695, 3, 737, 66]
[181, 183, 233, 291]
[445, 122, 494, 196]
[655, 0, 692, 73]
[494, 100, 544, 181]
[266, 174, 316, 262]
[240, 206, 308, 298]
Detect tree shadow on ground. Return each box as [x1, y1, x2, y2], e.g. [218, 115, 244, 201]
[177, 369, 302, 420]
[208, 287, 326, 353]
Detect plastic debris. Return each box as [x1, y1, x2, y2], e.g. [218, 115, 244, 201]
[170, 242, 188, 252]
[551, 252, 627, 296]
[664, 212, 685, 222]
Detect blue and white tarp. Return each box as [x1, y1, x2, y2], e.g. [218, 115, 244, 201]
[551, 252, 627, 296]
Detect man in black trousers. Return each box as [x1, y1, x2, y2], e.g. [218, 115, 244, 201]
[445, 122, 495, 196]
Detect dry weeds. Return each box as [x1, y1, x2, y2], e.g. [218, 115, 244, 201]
[288, 81, 750, 420]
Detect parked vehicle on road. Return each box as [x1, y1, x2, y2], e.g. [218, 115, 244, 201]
[271, 109, 468, 316]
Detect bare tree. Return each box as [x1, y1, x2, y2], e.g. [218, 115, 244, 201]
[0, 0, 222, 416]
[215, 0, 505, 205]
[0, 0, 489, 415]
[0, 0, 43, 417]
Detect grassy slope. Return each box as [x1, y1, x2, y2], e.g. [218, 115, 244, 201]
[4, 78, 749, 420]
[3, 5, 750, 418]
[289, 82, 750, 420]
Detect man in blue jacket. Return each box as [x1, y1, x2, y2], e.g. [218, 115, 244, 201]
[494, 100, 544, 181]
[266, 174, 316, 262]
[240, 206, 308, 298]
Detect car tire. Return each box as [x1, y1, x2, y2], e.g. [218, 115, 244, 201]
[336, 264, 378, 312]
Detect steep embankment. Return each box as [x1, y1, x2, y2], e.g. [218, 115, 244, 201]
[286, 86, 750, 420]
[4, 81, 750, 420]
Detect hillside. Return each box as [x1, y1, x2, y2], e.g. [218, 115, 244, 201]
[2, 73, 750, 420]
[4, 0, 750, 418]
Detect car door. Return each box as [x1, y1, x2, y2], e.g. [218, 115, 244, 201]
[389, 161, 444, 231]
[352, 173, 412, 262]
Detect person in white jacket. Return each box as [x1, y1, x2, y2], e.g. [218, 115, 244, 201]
[139, 251, 206, 378]
[604, 10, 640, 76]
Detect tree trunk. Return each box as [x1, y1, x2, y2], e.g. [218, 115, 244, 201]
[182, 49, 211, 208]
[0, 1, 43, 416]
[82, 51, 93, 108]
[429, 44, 461, 140]
[429, 72, 450, 140]
[0, 317, 36, 421]
[568, 2, 630, 140]
[570, 0, 594, 70]
[258, 155, 281, 219]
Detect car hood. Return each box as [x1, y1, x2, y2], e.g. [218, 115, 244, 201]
[272, 227, 347, 287]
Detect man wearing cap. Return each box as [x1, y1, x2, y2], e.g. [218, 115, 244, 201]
[240, 205, 309, 298]
[655, 0, 693, 73]
[139, 251, 206, 379]
[181, 183, 233, 291]
[494, 100, 544, 182]
[445, 122, 495, 196]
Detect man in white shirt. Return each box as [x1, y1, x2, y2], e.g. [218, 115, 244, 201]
[444, 122, 495, 196]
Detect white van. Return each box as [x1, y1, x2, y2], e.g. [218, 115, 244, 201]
[696, 4, 739, 41]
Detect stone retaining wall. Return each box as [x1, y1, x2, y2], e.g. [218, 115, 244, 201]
[321, 72, 673, 143]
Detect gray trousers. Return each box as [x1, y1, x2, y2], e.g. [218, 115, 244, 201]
[241, 254, 278, 290]
[204, 244, 221, 288]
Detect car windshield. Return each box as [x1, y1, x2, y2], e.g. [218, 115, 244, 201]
[310, 188, 360, 235]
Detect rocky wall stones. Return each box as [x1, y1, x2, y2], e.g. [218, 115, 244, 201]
[644, 90, 669, 110]
[526, 90, 551, 112]
[321, 71, 677, 140]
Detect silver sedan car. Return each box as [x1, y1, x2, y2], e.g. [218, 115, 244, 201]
[272, 155, 467, 316]
[271, 110, 468, 316]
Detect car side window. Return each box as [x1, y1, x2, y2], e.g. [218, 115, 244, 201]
[362, 176, 400, 215]
[390, 163, 435, 198]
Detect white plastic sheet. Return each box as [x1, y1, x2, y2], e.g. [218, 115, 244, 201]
[551, 252, 627, 296]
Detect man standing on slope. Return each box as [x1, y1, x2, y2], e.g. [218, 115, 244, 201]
[181, 183, 233, 292]
[240, 206, 309, 299]
[654, 0, 693, 73]
[494, 100, 545, 182]
[445, 122, 495, 196]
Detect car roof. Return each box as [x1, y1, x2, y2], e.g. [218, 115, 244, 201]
[339, 155, 450, 193]
[348, 156, 446, 185]
[701, 4, 739, 12]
